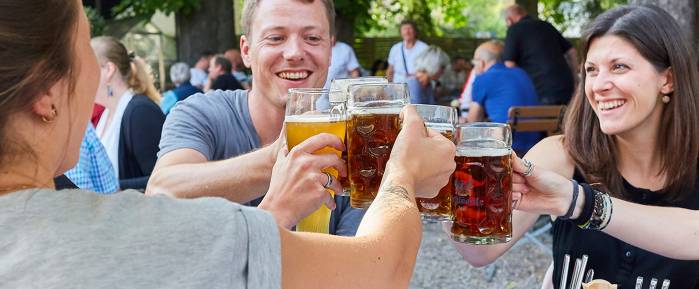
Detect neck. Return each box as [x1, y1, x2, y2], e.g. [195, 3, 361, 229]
[0, 152, 56, 196]
[404, 39, 417, 48]
[614, 124, 664, 188]
[248, 90, 285, 146]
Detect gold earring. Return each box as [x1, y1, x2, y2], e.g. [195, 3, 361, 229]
[662, 95, 671, 104]
[41, 105, 58, 123]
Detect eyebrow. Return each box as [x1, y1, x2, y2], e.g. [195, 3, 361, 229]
[258, 25, 325, 34]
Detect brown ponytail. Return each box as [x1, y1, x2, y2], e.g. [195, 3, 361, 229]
[129, 57, 161, 105]
[91, 36, 161, 104]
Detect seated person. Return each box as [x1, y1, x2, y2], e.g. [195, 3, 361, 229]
[161, 62, 202, 114]
[467, 40, 541, 155]
[205, 55, 243, 92]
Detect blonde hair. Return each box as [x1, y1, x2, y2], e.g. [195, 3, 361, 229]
[91, 36, 161, 104]
[242, 0, 335, 38]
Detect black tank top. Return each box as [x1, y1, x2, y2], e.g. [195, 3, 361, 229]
[552, 169, 699, 289]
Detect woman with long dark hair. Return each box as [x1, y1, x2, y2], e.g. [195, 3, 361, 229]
[450, 5, 699, 288]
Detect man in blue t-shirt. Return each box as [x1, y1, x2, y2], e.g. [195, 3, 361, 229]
[467, 40, 541, 154]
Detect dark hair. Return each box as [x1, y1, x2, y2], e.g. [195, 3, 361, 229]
[212, 55, 232, 73]
[0, 0, 79, 164]
[563, 5, 699, 202]
[91, 36, 161, 104]
[198, 50, 215, 61]
[399, 20, 419, 35]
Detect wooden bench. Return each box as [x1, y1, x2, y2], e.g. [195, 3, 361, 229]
[507, 105, 566, 136]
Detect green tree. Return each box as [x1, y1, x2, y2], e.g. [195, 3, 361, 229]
[112, 0, 200, 18]
[538, 0, 628, 34]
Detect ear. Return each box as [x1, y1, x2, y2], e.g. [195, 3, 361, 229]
[104, 62, 118, 83]
[660, 67, 674, 95]
[240, 35, 252, 69]
[31, 80, 65, 120]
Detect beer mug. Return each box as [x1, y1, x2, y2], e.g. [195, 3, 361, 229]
[450, 123, 513, 244]
[285, 88, 347, 233]
[414, 104, 457, 222]
[329, 77, 388, 196]
[346, 83, 409, 208]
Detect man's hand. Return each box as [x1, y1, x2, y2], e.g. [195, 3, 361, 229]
[259, 133, 347, 229]
[386, 105, 456, 199]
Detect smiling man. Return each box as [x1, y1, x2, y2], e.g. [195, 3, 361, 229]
[147, 0, 365, 236]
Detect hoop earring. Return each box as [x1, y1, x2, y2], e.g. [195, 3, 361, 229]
[662, 95, 671, 104]
[41, 105, 58, 123]
[107, 84, 114, 97]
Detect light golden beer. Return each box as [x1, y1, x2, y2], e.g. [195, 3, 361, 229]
[285, 114, 347, 233]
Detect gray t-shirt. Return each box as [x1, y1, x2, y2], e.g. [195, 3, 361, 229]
[158, 89, 366, 236]
[0, 189, 281, 289]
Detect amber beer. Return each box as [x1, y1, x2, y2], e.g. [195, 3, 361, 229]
[285, 114, 346, 233]
[347, 108, 401, 208]
[416, 127, 454, 221]
[450, 147, 513, 244]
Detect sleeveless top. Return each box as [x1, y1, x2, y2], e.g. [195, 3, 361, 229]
[552, 169, 699, 289]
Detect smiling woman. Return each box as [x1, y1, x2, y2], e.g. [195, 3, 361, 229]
[447, 4, 699, 289]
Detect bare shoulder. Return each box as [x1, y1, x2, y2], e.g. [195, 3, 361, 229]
[523, 135, 575, 179]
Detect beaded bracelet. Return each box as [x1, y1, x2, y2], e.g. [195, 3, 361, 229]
[577, 189, 613, 231]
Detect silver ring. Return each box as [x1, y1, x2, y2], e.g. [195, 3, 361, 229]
[322, 172, 333, 189]
[522, 159, 534, 177]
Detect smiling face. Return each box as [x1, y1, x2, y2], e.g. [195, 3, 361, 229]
[583, 35, 673, 136]
[240, 0, 332, 108]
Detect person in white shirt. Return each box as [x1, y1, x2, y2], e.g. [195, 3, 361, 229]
[386, 20, 429, 85]
[323, 39, 361, 88]
[190, 51, 214, 90]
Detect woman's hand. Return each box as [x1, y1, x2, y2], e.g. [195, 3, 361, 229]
[511, 154, 578, 217]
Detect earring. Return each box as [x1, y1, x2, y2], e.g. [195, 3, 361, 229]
[107, 84, 114, 97]
[41, 105, 58, 123]
[662, 95, 671, 104]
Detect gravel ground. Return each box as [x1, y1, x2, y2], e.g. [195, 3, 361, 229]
[410, 221, 553, 289]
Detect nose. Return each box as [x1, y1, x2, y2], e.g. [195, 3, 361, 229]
[590, 70, 614, 94]
[282, 36, 305, 63]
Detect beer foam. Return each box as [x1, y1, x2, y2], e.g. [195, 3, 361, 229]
[285, 114, 346, 123]
[426, 122, 455, 132]
[350, 106, 403, 115]
[456, 147, 511, 157]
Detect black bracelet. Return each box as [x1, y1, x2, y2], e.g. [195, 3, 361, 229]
[559, 179, 580, 220]
[573, 183, 595, 227]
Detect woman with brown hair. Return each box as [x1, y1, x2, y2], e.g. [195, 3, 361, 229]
[450, 5, 699, 288]
[0, 0, 456, 288]
[91, 36, 165, 190]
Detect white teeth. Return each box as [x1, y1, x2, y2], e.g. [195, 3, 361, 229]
[598, 100, 626, 111]
[279, 71, 308, 80]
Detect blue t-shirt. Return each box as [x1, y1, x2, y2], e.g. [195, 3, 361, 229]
[472, 62, 541, 153]
[159, 89, 365, 236]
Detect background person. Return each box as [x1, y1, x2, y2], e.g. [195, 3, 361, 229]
[190, 50, 214, 90]
[161, 62, 202, 115]
[449, 5, 699, 288]
[205, 55, 244, 92]
[0, 3, 456, 289]
[91, 36, 165, 190]
[225, 48, 252, 90]
[503, 4, 578, 105]
[386, 20, 429, 92]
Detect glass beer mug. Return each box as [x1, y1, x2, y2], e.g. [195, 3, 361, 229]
[285, 88, 347, 233]
[346, 83, 409, 208]
[450, 123, 513, 244]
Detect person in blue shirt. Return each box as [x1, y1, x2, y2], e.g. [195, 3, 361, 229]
[467, 40, 541, 154]
[161, 62, 202, 114]
[65, 124, 119, 194]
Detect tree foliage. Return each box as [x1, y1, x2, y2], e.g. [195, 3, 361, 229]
[539, 0, 628, 34]
[113, 0, 200, 18]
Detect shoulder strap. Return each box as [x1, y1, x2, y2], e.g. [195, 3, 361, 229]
[400, 43, 409, 75]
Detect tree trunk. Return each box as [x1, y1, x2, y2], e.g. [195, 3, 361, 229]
[516, 0, 539, 18]
[629, 0, 697, 53]
[335, 14, 355, 44]
[176, 0, 236, 65]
